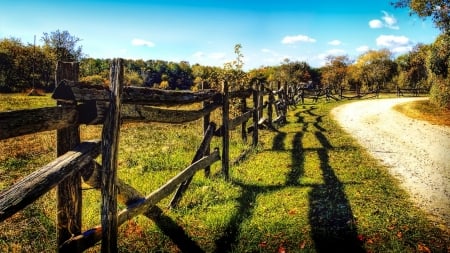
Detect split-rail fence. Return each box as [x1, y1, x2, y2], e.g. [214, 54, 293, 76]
[0, 59, 293, 252]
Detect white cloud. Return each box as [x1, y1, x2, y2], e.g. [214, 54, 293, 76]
[369, 19, 383, 28]
[131, 38, 155, 47]
[281, 34, 316, 44]
[356, 45, 370, 53]
[376, 35, 412, 53]
[209, 52, 227, 60]
[376, 35, 410, 47]
[381, 11, 399, 29]
[328, 40, 342, 46]
[193, 51, 226, 60]
[193, 51, 205, 58]
[327, 49, 346, 55]
[369, 11, 399, 30]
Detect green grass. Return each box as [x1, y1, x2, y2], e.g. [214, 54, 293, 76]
[0, 94, 448, 252]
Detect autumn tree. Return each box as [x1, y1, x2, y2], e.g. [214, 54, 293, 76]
[393, 0, 450, 33]
[41, 30, 83, 62]
[395, 44, 430, 89]
[353, 49, 397, 92]
[321, 55, 352, 93]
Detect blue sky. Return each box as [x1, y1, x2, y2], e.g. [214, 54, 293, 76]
[0, 0, 441, 70]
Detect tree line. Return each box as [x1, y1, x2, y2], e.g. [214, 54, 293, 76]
[0, 0, 449, 108]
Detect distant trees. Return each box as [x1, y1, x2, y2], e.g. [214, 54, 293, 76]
[394, 0, 450, 108]
[321, 55, 351, 92]
[392, 0, 450, 33]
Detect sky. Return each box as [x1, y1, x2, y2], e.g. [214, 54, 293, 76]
[0, 0, 442, 70]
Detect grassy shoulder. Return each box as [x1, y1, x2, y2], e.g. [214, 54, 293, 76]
[394, 98, 450, 127]
[0, 94, 448, 252]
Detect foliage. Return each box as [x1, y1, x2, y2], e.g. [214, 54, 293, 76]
[222, 44, 249, 89]
[0, 95, 448, 252]
[395, 44, 430, 89]
[392, 0, 450, 34]
[321, 55, 352, 92]
[41, 30, 83, 62]
[352, 49, 397, 91]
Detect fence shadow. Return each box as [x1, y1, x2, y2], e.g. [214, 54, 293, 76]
[308, 131, 365, 252]
[214, 181, 282, 252]
[148, 206, 205, 253]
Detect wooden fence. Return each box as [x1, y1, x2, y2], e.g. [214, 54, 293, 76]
[0, 59, 292, 252]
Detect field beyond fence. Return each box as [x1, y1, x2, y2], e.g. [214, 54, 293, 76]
[0, 60, 447, 253]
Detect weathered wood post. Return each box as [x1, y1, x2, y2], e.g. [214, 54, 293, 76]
[55, 61, 82, 253]
[258, 81, 264, 120]
[240, 91, 247, 143]
[222, 81, 230, 180]
[202, 81, 211, 177]
[101, 58, 124, 253]
[252, 83, 259, 147]
[267, 88, 274, 125]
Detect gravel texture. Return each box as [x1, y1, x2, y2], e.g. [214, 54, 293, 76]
[331, 97, 450, 229]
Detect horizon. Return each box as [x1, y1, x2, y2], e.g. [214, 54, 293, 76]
[0, 0, 441, 70]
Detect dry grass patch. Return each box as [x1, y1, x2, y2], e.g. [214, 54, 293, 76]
[394, 99, 450, 127]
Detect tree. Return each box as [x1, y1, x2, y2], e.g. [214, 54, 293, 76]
[353, 49, 397, 91]
[223, 44, 248, 89]
[395, 44, 430, 89]
[393, 0, 450, 34]
[321, 55, 351, 93]
[41, 30, 83, 62]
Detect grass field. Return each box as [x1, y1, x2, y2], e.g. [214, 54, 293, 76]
[0, 93, 448, 252]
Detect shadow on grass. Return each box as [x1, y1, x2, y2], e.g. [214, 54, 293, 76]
[149, 206, 205, 253]
[308, 131, 364, 252]
[214, 181, 283, 253]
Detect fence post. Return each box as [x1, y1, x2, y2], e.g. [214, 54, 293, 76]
[240, 92, 247, 143]
[55, 61, 82, 253]
[258, 81, 264, 120]
[252, 83, 259, 147]
[202, 81, 211, 177]
[222, 81, 230, 180]
[267, 88, 274, 124]
[101, 58, 123, 253]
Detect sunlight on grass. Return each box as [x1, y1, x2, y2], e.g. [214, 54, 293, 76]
[394, 98, 450, 127]
[0, 94, 448, 252]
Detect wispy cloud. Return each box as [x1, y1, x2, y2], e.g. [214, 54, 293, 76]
[356, 45, 370, 53]
[376, 35, 412, 53]
[193, 51, 226, 60]
[328, 40, 342, 46]
[131, 38, 155, 47]
[369, 11, 399, 30]
[281, 34, 316, 44]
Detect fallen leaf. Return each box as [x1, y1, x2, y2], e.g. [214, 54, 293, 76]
[417, 242, 431, 253]
[278, 245, 286, 253]
[357, 234, 365, 241]
[396, 231, 403, 239]
[258, 241, 267, 248]
[299, 241, 306, 249]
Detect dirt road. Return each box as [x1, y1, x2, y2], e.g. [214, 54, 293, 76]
[331, 97, 450, 229]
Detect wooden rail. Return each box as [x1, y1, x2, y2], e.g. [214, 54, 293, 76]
[0, 59, 293, 252]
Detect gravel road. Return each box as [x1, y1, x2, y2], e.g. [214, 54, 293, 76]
[331, 97, 450, 229]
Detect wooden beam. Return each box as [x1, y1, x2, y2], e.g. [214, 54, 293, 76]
[0, 106, 77, 140]
[169, 122, 217, 208]
[60, 150, 220, 252]
[0, 140, 101, 222]
[52, 80, 221, 106]
[101, 58, 123, 253]
[55, 61, 82, 253]
[221, 81, 230, 180]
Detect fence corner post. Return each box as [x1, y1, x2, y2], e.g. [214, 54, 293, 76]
[221, 80, 230, 180]
[101, 58, 124, 253]
[55, 61, 82, 253]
